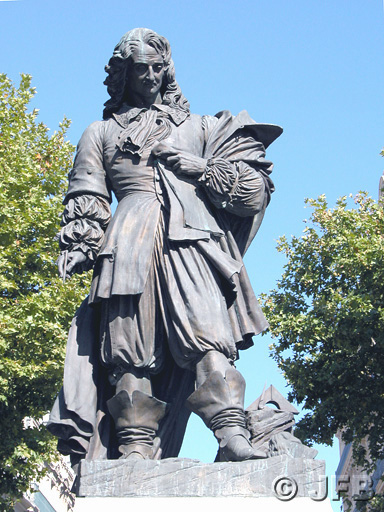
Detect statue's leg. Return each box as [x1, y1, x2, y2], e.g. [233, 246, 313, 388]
[195, 350, 231, 388]
[115, 366, 152, 396]
[188, 351, 267, 462]
[107, 367, 167, 460]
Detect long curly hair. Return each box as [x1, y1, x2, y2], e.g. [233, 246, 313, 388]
[103, 28, 190, 120]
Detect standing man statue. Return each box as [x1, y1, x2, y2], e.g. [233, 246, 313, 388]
[48, 28, 282, 465]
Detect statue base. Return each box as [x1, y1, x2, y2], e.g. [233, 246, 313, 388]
[75, 455, 328, 498]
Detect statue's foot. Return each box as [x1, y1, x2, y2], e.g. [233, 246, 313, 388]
[118, 443, 153, 460]
[219, 434, 267, 462]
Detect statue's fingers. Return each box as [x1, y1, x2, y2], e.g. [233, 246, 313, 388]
[172, 162, 182, 172]
[155, 147, 177, 158]
[152, 141, 172, 153]
[166, 155, 179, 165]
[65, 259, 76, 275]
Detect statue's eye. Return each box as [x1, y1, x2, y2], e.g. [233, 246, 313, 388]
[153, 64, 163, 73]
[134, 63, 148, 74]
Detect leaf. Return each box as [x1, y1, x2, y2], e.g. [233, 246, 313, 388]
[0, 74, 90, 504]
[261, 192, 384, 470]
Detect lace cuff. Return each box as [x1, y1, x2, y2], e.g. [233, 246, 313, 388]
[198, 158, 238, 208]
[59, 219, 106, 260]
[59, 195, 112, 260]
[199, 158, 266, 217]
[62, 195, 111, 229]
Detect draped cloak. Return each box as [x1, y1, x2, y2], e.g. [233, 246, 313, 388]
[47, 106, 282, 461]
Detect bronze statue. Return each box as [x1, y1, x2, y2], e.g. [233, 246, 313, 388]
[48, 28, 282, 465]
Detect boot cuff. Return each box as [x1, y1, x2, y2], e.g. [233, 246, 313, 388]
[210, 408, 246, 431]
[186, 369, 246, 427]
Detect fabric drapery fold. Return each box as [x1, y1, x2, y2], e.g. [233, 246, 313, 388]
[117, 108, 172, 155]
[59, 195, 111, 260]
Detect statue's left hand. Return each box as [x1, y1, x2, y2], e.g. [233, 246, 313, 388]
[57, 250, 88, 281]
[152, 142, 207, 177]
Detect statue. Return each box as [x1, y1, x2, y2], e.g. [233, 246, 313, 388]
[47, 28, 282, 467]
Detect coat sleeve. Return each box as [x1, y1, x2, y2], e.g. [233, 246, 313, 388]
[65, 121, 112, 203]
[199, 115, 275, 218]
[58, 122, 112, 265]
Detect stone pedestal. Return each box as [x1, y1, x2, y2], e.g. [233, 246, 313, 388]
[76, 455, 327, 498]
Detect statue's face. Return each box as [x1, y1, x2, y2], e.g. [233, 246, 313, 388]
[127, 44, 165, 105]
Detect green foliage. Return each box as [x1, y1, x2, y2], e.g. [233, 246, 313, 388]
[0, 74, 90, 508]
[261, 193, 384, 470]
[355, 492, 384, 512]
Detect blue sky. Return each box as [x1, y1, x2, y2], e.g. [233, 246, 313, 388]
[1, 0, 384, 508]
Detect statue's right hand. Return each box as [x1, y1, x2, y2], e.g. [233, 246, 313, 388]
[151, 141, 175, 157]
[57, 251, 88, 281]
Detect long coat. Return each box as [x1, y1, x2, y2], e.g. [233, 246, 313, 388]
[47, 105, 282, 461]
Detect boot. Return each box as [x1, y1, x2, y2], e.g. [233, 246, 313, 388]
[186, 368, 267, 462]
[107, 389, 167, 460]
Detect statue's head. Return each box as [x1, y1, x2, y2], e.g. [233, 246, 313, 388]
[103, 28, 189, 119]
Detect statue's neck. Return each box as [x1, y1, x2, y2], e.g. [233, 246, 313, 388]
[129, 91, 162, 109]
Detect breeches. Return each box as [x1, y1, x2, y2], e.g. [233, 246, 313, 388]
[99, 221, 238, 373]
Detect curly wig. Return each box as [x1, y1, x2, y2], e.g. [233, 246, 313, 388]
[103, 28, 190, 120]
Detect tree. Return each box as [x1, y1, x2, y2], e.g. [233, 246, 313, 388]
[0, 74, 90, 508]
[261, 192, 384, 470]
